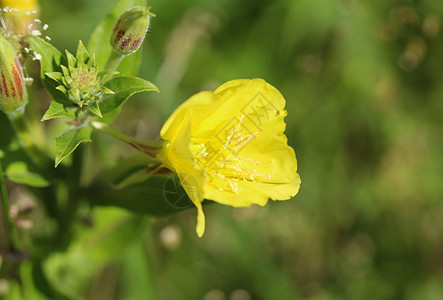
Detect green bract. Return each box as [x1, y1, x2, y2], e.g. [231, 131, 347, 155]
[45, 41, 116, 118]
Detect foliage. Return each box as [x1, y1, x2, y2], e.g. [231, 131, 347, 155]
[1, 0, 443, 299]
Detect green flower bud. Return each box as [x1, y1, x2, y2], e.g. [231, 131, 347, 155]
[0, 35, 28, 116]
[110, 6, 155, 55]
[44, 41, 116, 118]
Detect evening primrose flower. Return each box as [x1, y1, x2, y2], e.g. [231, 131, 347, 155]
[159, 79, 301, 237]
[0, 0, 39, 36]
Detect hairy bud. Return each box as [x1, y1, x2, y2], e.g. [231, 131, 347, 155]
[0, 35, 27, 115]
[110, 6, 154, 55]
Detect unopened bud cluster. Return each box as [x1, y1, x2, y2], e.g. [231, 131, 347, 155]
[0, 34, 27, 115]
[110, 6, 154, 55]
[45, 41, 115, 118]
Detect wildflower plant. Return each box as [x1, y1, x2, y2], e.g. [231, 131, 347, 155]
[0, 0, 300, 298]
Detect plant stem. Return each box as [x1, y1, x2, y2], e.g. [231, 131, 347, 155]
[104, 50, 124, 71]
[54, 145, 84, 250]
[0, 157, 18, 255]
[91, 121, 165, 159]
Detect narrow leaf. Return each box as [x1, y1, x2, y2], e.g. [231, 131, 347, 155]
[55, 125, 93, 167]
[5, 161, 50, 187]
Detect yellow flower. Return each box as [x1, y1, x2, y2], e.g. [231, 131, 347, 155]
[0, 0, 37, 13]
[159, 79, 301, 237]
[0, 0, 39, 35]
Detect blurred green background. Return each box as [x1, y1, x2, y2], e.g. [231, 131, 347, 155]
[12, 0, 443, 299]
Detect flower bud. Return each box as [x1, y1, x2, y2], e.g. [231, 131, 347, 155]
[110, 6, 154, 55]
[0, 35, 28, 115]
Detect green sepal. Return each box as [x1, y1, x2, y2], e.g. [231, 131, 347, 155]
[60, 65, 70, 78]
[70, 88, 81, 102]
[55, 85, 68, 94]
[88, 53, 96, 68]
[65, 50, 77, 69]
[41, 100, 77, 121]
[76, 40, 89, 64]
[55, 125, 93, 167]
[45, 72, 63, 82]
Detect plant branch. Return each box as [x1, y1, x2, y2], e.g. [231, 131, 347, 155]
[0, 156, 18, 255]
[91, 121, 165, 159]
[104, 50, 124, 71]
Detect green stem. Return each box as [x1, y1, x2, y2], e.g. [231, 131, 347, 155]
[58, 144, 86, 249]
[91, 121, 165, 159]
[0, 157, 18, 255]
[104, 50, 124, 71]
[10, 113, 48, 166]
[53, 145, 85, 250]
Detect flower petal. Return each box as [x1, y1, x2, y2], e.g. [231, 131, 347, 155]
[194, 200, 206, 238]
[160, 91, 216, 141]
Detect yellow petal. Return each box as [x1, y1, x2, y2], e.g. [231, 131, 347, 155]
[194, 200, 206, 238]
[160, 91, 215, 141]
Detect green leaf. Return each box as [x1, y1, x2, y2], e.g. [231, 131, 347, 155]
[26, 35, 67, 100]
[19, 262, 55, 300]
[86, 101, 103, 118]
[100, 75, 158, 118]
[41, 100, 77, 121]
[43, 208, 143, 299]
[87, 0, 147, 75]
[55, 125, 93, 167]
[92, 176, 194, 216]
[5, 161, 50, 187]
